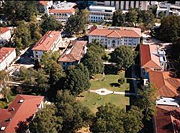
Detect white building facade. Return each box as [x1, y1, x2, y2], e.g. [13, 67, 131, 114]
[156, 2, 180, 17]
[102, 1, 149, 10]
[88, 5, 115, 22]
[48, 2, 76, 22]
[0, 47, 16, 71]
[88, 26, 141, 48]
[0, 27, 12, 45]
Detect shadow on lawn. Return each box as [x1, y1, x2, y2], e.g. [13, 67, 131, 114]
[110, 83, 120, 87]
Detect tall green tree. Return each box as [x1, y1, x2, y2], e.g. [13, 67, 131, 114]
[64, 64, 90, 95]
[90, 104, 143, 133]
[29, 105, 62, 133]
[134, 85, 157, 121]
[112, 10, 125, 26]
[82, 41, 105, 76]
[123, 106, 143, 133]
[13, 21, 32, 49]
[64, 9, 89, 36]
[154, 15, 180, 42]
[90, 103, 125, 133]
[110, 46, 135, 70]
[55, 90, 93, 133]
[2, 1, 38, 23]
[41, 14, 63, 35]
[126, 8, 138, 26]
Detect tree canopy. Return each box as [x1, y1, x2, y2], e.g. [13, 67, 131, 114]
[2, 1, 38, 24]
[112, 8, 155, 28]
[153, 15, 180, 42]
[55, 90, 93, 133]
[63, 64, 90, 95]
[90, 103, 143, 133]
[64, 9, 89, 36]
[110, 46, 135, 70]
[82, 41, 105, 76]
[40, 14, 63, 35]
[29, 105, 62, 133]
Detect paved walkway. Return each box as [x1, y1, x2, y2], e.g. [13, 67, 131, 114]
[89, 88, 136, 96]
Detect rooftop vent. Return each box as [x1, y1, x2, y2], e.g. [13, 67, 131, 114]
[11, 107, 15, 111]
[49, 35, 53, 38]
[0, 127, 6, 131]
[19, 99, 24, 103]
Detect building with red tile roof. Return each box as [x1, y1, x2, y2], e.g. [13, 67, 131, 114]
[0, 27, 12, 45]
[149, 71, 180, 98]
[140, 44, 167, 79]
[32, 31, 62, 60]
[87, 26, 141, 48]
[0, 94, 44, 133]
[59, 40, 87, 68]
[48, 1, 76, 22]
[154, 105, 180, 133]
[0, 47, 16, 71]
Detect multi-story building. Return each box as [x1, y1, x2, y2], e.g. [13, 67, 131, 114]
[0, 27, 13, 45]
[48, 1, 76, 22]
[0, 94, 44, 133]
[140, 44, 167, 80]
[58, 40, 87, 68]
[0, 47, 16, 71]
[87, 26, 141, 48]
[101, 1, 149, 10]
[32, 31, 62, 61]
[155, 105, 180, 133]
[156, 2, 180, 17]
[88, 5, 115, 22]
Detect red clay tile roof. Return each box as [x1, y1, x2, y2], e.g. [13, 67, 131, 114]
[0, 27, 10, 34]
[155, 105, 180, 133]
[0, 47, 15, 63]
[58, 40, 87, 62]
[0, 94, 44, 133]
[140, 44, 162, 70]
[149, 71, 180, 97]
[39, 1, 49, 6]
[49, 8, 75, 14]
[32, 31, 61, 51]
[88, 27, 141, 38]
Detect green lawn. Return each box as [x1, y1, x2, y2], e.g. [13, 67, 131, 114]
[77, 71, 129, 113]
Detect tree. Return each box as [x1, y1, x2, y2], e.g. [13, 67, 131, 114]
[40, 51, 60, 74]
[126, 8, 138, 26]
[64, 64, 90, 95]
[90, 103, 125, 133]
[134, 85, 157, 121]
[29, 105, 62, 133]
[123, 106, 143, 133]
[18, 67, 49, 95]
[112, 10, 125, 26]
[154, 15, 180, 42]
[82, 41, 105, 76]
[13, 21, 32, 49]
[29, 19, 42, 43]
[90, 104, 143, 133]
[110, 46, 135, 70]
[2, 1, 38, 23]
[64, 9, 89, 36]
[55, 90, 93, 133]
[41, 14, 63, 35]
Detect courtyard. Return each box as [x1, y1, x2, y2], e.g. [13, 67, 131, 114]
[77, 71, 130, 113]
